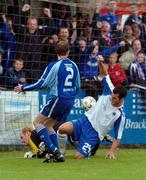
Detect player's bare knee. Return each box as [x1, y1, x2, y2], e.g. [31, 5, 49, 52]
[58, 122, 73, 135]
[58, 125, 66, 134]
[74, 152, 84, 159]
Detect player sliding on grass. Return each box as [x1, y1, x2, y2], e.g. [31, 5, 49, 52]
[58, 55, 127, 160]
[14, 41, 80, 163]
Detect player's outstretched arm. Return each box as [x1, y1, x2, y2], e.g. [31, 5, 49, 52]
[106, 139, 120, 160]
[98, 55, 108, 77]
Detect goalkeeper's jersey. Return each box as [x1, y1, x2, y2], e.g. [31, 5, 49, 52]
[28, 130, 41, 155]
[85, 75, 125, 141]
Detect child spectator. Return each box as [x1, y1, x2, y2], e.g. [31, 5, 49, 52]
[5, 58, 28, 88]
[107, 52, 127, 87]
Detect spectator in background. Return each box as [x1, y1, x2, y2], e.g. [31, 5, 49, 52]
[41, 33, 59, 68]
[0, 49, 4, 75]
[119, 39, 142, 73]
[76, 14, 85, 37]
[122, 24, 135, 46]
[107, 52, 127, 87]
[82, 23, 94, 45]
[114, 24, 134, 55]
[95, 21, 121, 52]
[0, 14, 16, 72]
[99, 0, 119, 30]
[39, 8, 52, 27]
[58, 26, 77, 45]
[43, 27, 78, 65]
[79, 39, 126, 98]
[79, 39, 102, 98]
[3, 16, 16, 70]
[98, 21, 112, 50]
[131, 22, 146, 50]
[5, 58, 28, 88]
[15, 4, 51, 82]
[94, 21, 123, 51]
[129, 50, 146, 87]
[131, 23, 141, 39]
[68, 15, 78, 42]
[124, 4, 141, 26]
[51, 5, 69, 33]
[140, 12, 146, 38]
[13, 3, 31, 32]
[0, 48, 5, 87]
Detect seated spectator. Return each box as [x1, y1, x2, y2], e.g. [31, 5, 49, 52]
[107, 52, 127, 87]
[129, 50, 146, 86]
[5, 58, 28, 88]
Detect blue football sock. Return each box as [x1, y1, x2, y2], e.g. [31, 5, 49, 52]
[49, 131, 59, 149]
[36, 124, 56, 152]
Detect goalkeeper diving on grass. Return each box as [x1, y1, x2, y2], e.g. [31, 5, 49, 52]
[58, 55, 127, 159]
[20, 127, 48, 158]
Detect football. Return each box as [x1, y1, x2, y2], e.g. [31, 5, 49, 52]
[82, 96, 96, 111]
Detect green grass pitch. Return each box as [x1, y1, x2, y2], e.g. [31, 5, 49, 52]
[0, 149, 146, 180]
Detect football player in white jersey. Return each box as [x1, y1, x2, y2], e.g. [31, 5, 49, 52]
[58, 55, 127, 159]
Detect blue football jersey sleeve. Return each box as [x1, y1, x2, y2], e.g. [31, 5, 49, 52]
[22, 58, 80, 99]
[98, 75, 114, 95]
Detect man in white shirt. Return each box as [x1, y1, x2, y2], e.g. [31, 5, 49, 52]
[58, 55, 127, 160]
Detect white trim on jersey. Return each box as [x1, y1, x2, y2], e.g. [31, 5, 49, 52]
[48, 98, 59, 118]
[85, 75, 125, 141]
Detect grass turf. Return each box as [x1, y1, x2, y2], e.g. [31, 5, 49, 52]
[0, 149, 146, 180]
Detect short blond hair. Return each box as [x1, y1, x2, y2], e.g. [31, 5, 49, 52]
[21, 127, 33, 134]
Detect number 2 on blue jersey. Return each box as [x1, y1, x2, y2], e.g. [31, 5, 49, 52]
[64, 67, 74, 87]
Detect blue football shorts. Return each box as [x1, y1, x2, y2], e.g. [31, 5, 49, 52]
[72, 115, 100, 158]
[40, 98, 74, 122]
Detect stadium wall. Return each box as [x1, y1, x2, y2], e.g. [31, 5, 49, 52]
[0, 90, 145, 145]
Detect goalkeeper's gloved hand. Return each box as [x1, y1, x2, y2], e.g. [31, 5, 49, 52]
[24, 151, 36, 158]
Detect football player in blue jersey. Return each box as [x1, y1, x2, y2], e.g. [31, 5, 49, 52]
[14, 41, 80, 163]
[58, 55, 127, 160]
